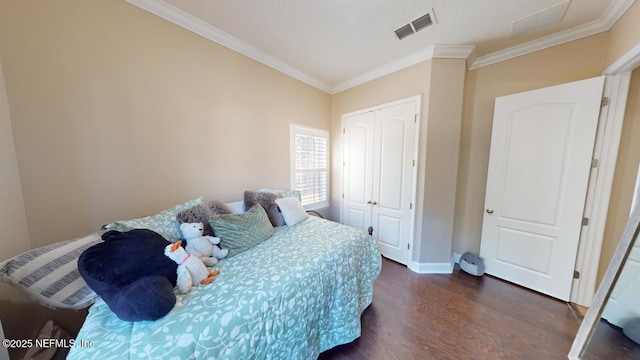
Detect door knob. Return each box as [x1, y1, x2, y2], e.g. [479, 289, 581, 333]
[367, 200, 372, 204]
[486, 208, 494, 214]
[371, 201, 378, 205]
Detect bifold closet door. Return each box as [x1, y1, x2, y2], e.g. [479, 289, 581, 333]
[342, 99, 417, 265]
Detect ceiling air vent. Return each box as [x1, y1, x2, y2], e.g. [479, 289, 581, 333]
[395, 9, 436, 40]
[411, 13, 433, 32]
[394, 9, 437, 40]
[394, 24, 415, 40]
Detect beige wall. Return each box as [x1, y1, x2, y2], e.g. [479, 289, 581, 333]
[606, 1, 640, 69]
[0, 0, 330, 249]
[0, 59, 32, 301]
[0, 60, 30, 260]
[598, 67, 640, 283]
[596, 0, 640, 287]
[420, 59, 466, 263]
[454, 33, 609, 255]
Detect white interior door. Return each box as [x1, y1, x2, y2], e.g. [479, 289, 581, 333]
[342, 112, 374, 231]
[480, 76, 605, 301]
[371, 102, 417, 264]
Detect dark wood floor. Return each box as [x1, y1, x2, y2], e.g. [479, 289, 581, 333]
[319, 258, 640, 360]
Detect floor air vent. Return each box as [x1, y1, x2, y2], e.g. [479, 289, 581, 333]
[394, 9, 436, 40]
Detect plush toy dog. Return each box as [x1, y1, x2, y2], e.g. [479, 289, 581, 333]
[164, 240, 220, 294]
[180, 222, 229, 266]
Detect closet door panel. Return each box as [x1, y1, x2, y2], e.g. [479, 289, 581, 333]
[376, 118, 405, 210]
[342, 112, 375, 231]
[372, 102, 416, 264]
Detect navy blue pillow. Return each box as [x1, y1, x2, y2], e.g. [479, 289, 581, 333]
[78, 229, 178, 321]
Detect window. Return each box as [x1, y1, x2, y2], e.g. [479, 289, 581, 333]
[290, 124, 329, 209]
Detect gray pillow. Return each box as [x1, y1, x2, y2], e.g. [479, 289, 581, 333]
[244, 191, 285, 227]
[175, 200, 233, 236]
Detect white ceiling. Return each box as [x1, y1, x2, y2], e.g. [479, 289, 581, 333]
[128, 0, 635, 93]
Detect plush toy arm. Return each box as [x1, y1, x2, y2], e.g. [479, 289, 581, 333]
[211, 245, 229, 260]
[206, 236, 221, 245]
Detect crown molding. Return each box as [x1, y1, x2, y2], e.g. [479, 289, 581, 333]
[330, 47, 433, 94]
[127, 0, 635, 92]
[469, 0, 636, 70]
[331, 45, 474, 94]
[126, 0, 333, 93]
[432, 45, 476, 59]
[127, 0, 475, 94]
[604, 42, 640, 74]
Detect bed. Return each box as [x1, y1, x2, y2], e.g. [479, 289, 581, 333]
[66, 215, 381, 359]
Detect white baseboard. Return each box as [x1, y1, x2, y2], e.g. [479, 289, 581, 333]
[406, 253, 465, 274]
[408, 260, 454, 274]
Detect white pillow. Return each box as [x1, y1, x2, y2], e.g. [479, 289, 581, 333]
[275, 197, 310, 226]
[225, 201, 245, 214]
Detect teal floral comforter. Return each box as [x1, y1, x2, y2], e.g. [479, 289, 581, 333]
[68, 217, 381, 359]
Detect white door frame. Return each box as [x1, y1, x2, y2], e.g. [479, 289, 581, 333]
[571, 43, 640, 306]
[340, 95, 421, 265]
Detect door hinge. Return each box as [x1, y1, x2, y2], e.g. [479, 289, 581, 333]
[414, 114, 418, 123]
[343, 128, 345, 134]
[573, 270, 580, 279]
[410, 202, 413, 210]
[407, 243, 410, 250]
[582, 217, 590, 226]
[343, 161, 345, 167]
[412, 160, 415, 167]
[342, 193, 344, 199]
[601, 97, 609, 107]
[591, 159, 599, 168]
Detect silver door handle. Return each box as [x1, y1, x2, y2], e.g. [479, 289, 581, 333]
[486, 208, 494, 214]
[367, 200, 372, 204]
[371, 201, 378, 205]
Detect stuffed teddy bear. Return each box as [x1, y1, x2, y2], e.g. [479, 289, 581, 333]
[78, 229, 179, 322]
[180, 222, 229, 266]
[164, 240, 220, 294]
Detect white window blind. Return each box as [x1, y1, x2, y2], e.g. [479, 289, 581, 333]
[290, 124, 329, 209]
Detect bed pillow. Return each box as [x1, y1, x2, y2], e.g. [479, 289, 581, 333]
[225, 201, 245, 214]
[244, 191, 285, 227]
[105, 197, 204, 241]
[209, 204, 276, 257]
[275, 197, 310, 226]
[0, 233, 103, 309]
[175, 200, 233, 236]
[258, 189, 302, 202]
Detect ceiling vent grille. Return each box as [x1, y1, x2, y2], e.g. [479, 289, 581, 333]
[394, 24, 415, 40]
[411, 13, 433, 32]
[394, 9, 436, 40]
